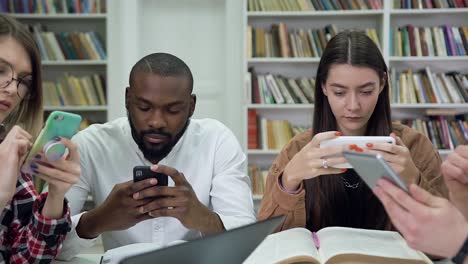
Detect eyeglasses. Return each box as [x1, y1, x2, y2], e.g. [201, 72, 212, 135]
[0, 59, 33, 99]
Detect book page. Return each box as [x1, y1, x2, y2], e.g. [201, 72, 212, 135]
[244, 228, 321, 264]
[316, 227, 426, 263]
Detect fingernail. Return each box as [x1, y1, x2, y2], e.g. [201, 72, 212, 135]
[34, 154, 41, 159]
[341, 168, 347, 172]
[355, 147, 364, 152]
[133, 192, 139, 199]
[334, 131, 342, 136]
[30, 163, 38, 169]
[54, 136, 61, 141]
[366, 143, 373, 148]
[348, 144, 357, 150]
[150, 178, 157, 185]
[139, 207, 145, 214]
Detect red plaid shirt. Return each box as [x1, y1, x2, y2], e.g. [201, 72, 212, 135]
[0, 173, 71, 263]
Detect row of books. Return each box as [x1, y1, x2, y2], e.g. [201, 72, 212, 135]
[248, 23, 380, 58]
[248, 164, 268, 195]
[248, 110, 310, 149]
[29, 24, 106, 60]
[0, 0, 106, 14]
[248, 69, 315, 104]
[43, 73, 106, 106]
[390, 68, 468, 104]
[247, 0, 383, 11]
[393, 0, 467, 9]
[392, 25, 468, 57]
[399, 115, 467, 150]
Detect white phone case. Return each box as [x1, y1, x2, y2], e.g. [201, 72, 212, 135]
[320, 136, 395, 168]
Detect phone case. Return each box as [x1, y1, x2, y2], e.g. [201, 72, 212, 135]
[342, 151, 409, 192]
[21, 111, 82, 175]
[133, 166, 168, 186]
[320, 136, 395, 168]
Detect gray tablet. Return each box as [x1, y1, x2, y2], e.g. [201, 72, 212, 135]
[119, 215, 285, 264]
[343, 151, 409, 192]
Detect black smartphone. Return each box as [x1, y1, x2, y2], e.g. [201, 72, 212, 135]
[133, 166, 168, 186]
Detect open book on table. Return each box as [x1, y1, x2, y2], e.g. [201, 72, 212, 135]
[244, 226, 432, 264]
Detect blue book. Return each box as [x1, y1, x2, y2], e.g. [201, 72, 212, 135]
[89, 31, 107, 59]
[0, 0, 7, 12]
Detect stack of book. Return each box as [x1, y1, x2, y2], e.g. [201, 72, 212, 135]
[248, 0, 383, 11]
[248, 69, 315, 104]
[43, 73, 106, 107]
[248, 24, 380, 58]
[28, 24, 106, 60]
[392, 25, 468, 56]
[393, 0, 467, 9]
[248, 164, 269, 195]
[398, 115, 468, 150]
[0, 0, 107, 13]
[390, 68, 468, 103]
[248, 110, 310, 150]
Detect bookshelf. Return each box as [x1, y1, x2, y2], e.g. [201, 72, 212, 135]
[2, 1, 109, 126]
[243, 0, 468, 201]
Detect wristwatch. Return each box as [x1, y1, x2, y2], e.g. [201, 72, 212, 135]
[452, 236, 468, 264]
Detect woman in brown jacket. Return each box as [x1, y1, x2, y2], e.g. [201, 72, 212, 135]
[257, 30, 448, 232]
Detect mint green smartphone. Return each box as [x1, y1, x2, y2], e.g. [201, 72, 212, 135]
[21, 111, 82, 175]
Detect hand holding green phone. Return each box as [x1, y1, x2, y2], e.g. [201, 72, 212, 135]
[21, 111, 82, 175]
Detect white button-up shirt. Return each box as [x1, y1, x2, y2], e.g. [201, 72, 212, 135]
[57, 117, 255, 260]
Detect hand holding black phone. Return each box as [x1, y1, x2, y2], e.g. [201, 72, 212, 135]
[133, 166, 168, 186]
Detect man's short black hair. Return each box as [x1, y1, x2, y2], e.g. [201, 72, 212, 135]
[129, 52, 193, 92]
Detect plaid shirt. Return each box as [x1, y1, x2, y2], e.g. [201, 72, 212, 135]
[0, 173, 71, 263]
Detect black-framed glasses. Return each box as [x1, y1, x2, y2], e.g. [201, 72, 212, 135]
[0, 59, 33, 99]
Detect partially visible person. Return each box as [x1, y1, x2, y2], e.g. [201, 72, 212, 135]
[441, 145, 468, 218]
[374, 179, 467, 264]
[0, 14, 81, 263]
[257, 30, 447, 233]
[56, 53, 255, 260]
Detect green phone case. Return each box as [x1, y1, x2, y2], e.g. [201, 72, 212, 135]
[21, 111, 82, 175]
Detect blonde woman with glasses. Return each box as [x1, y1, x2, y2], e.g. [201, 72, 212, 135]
[0, 14, 81, 263]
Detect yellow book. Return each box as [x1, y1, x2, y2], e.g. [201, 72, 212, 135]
[71, 76, 89, 106]
[244, 227, 432, 264]
[93, 74, 107, 105]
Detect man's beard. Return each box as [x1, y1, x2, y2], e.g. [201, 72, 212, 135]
[128, 114, 189, 162]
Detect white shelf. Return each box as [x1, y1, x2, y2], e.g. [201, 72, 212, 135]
[9, 14, 107, 19]
[247, 104, 314, 109]
[248, 10, 383, 17]
[389, 56, 468, 62]
[253, 194, 263, 200]
[247, 103, 468, 111]
[248, 150, 280, 155]
[391, 103, 468, 109]
[42, 60, 107, 66]
[44, 106, 108, 111]
[248, 58, 321, 64]
[390, 8, 468, 15]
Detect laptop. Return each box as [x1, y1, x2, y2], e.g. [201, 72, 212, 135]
[118, 215, 285, 264]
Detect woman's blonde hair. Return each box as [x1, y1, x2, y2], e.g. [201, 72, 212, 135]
[0, 14, 43, 139]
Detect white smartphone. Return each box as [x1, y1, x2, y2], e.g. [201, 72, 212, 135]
[342, 151, 409, 192]
[320, 136, 395, 168]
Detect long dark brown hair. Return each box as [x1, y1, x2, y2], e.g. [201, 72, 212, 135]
[0, 14, 43, 139]
[305, 30, 392, 231]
